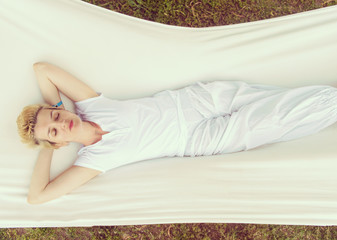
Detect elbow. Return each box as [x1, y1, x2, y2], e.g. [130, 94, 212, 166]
[27, 195, 39, 205]
[33, 62, 48, 71]
[33, 62, 42, 69]
[27, 194, 45, 205]
[27, 190, 60, 205]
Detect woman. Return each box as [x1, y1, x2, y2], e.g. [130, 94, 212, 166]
[17, 62, 337, 204]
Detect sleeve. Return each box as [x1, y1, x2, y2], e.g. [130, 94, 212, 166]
[73, 155, 106, 175]
[74, 92, 104, 116]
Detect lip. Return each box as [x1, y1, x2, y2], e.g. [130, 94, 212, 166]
[69, 120, 73, 131]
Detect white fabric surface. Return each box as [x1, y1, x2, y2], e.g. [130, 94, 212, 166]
[1, 0, 337, 227]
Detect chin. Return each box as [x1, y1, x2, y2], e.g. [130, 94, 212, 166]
[73, 116, 82, 129]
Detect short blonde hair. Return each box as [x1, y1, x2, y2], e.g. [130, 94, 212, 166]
[16, 104, 58, 149]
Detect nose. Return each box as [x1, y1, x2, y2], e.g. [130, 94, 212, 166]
[60, 120, 67, 129]
[54, 119, 67, 130]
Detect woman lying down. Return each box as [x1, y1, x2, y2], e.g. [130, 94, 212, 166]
[17, 62, 337, 204]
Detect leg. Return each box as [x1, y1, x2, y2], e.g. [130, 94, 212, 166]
[218, 85, 337, 153]
[184, 80, 287, 118]
[183, 81, 337, 156]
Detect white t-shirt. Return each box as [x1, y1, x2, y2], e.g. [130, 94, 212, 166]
[73, 91, 188, 173]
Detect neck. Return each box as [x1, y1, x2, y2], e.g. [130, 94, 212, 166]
[76, 121, 107, 146]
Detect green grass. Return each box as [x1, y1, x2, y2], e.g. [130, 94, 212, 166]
[2, 223, 337, 239]
[2, 0, 337, 239]
[83, 0, 337, 27]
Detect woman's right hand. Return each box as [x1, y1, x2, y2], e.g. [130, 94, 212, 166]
[27, 148, 101, 204]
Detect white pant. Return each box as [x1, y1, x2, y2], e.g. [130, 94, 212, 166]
[179, 81, 337, 156]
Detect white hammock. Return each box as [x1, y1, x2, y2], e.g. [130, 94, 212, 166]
[0, 0, 337, 227]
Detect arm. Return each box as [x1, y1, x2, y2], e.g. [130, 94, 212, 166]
[28, 62, 101, 204]
[33, 62, 98, 105]
[27, 148, 101, 204]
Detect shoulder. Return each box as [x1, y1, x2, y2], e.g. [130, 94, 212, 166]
[75, 129, 133, 173]
[74, 93, 105, 115]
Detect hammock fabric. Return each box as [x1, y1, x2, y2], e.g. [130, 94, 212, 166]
[0, 0, 337, 227]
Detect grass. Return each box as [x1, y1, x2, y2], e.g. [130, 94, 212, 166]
[2, 223, 337, 239]
[83, 0, 337, 27]
[2, 0, 337, 239]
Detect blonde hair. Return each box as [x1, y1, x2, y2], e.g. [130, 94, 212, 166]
[16, 104, 58, 149]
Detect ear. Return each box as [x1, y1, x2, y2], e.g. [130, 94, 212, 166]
[54, 141, 69, 149]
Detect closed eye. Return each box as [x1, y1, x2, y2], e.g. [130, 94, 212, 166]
[55, 112, 60, 121]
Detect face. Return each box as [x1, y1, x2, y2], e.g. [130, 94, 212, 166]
[34, 108, 82, 146]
